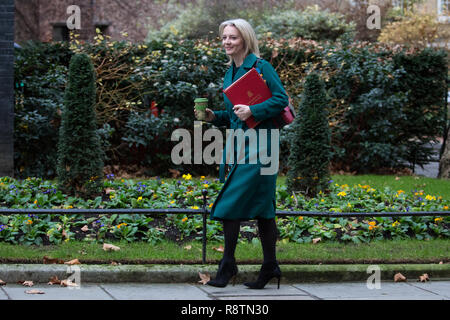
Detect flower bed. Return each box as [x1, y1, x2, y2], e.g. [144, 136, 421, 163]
[0, 176, 448, 245]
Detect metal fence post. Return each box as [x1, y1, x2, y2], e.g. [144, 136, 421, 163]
[201, 189, 208, 264]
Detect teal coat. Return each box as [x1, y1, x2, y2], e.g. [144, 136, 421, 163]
[210, 53, 289, 221]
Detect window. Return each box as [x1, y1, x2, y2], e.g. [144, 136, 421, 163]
[52, 23, 70, 41]
[438, 0, 449, 15]
[438, 0, 449, 22]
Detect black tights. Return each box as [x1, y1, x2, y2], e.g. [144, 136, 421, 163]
[222, 218, 277, 264]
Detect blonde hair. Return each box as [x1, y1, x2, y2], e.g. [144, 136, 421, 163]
[219, 18, 260, 65]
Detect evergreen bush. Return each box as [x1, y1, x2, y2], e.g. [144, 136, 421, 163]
[287, 73, 331, 198]
[56, 53, 104, 197]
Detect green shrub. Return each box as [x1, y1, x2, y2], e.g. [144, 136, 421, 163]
[56, 53, 104, 197]
[255, 5, 356, 41]
[287, 73, 331, 198]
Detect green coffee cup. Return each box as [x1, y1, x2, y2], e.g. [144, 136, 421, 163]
[194, 98, 208, 121]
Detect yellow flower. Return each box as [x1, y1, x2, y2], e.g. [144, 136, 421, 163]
[369, 225, 375, 231]
[298, 216, 303, 221]
[110, 194, 115, 199]
[182, 217, 188, 222]
[368, 221, 376, 226]
[444, 206, 449, 210]
[434, 217, 443, 223]
[347, 203, 352, 208]
[137, 196, 143, 201]
[182, 174, 192, 180]
[191, 206, 199, 210]
[170, 200, 175, 204]
[200, 176, 205, 179]
[392, 221, 400, 227]
[203, 184, 209, 188]
[340, 184, 349, 189]
[321, 199, 325, 202]
[397, 190, 405, 195]
[209, 203, 213, 208]
[26, 219, 33, 225]
[337, 191, 347, 197]
[34, 200, 38, 205]
[425, 195, 436, 201]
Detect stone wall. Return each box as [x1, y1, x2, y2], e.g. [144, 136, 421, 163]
[0, 0, 15, 177]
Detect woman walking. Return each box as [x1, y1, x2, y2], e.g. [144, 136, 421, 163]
[195, 18, 288, 289]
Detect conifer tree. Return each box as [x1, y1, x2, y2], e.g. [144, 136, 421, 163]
[287, 73, 331, 198]
[57, 53, 103, 197]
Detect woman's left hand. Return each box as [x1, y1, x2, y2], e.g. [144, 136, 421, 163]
[233, 104, 252, 121]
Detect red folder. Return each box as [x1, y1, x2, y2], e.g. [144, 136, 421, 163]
[223, 68, 272, 128]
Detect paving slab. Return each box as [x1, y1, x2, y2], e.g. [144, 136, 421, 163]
[199, 283, 314, 300]
[408, 281, 450, 299]
[1, 283, 113, 300]
[0, 287, 9, 300]
[101, 283, 211, 300]
[292, 281, 449, 300]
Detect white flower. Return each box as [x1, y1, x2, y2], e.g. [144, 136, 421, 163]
[174, 117, 180, 123]
[208, 82, 216, 88]
[202, 56, 208, 61]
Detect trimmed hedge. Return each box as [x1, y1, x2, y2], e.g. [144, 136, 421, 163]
[13, 38, 448, 178]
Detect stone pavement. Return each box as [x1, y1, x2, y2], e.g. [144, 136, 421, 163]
[1, 280, 449, 300]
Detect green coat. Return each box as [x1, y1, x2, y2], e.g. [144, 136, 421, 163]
[210, 53, 289, 221]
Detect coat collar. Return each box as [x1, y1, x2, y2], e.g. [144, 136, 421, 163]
[224, 53, 258, 87]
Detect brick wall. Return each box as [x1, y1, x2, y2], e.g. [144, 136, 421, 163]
[0, 0, 14, 177]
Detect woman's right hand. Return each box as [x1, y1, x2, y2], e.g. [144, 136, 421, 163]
[194, 108, 216, 122]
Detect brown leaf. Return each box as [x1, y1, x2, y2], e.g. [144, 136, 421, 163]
[64, 258, 81, 265]
[110, 261, 119, 266]
[169, 169, 180, 178]
[312, 237, 321, 244]
[22, 280, 34, 287]
[60, 279, 78, 287]
[48, 276, 61, 285]
[0, 279, 5, 286]
[183, 245, 192, 250]
[212, 245, 224, 252]
[81, 225, 89, 232]
[419, 273, 430, 282]
[25, 289, 45, 294]
[198, 272, 210, 285]
[103, 243, 120, 251]
[43, 256, 64, 264]
[394, 273, 407, 282]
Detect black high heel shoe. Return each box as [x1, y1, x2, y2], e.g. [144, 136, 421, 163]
[207, 258, 238, 288]
[244, 261, 281, 289]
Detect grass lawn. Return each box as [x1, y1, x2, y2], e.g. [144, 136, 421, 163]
[0, 239, 448, 264]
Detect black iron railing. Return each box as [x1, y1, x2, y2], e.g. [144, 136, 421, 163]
[1, 190, 449, 263]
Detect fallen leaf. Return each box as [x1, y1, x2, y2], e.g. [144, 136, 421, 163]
[212, 245, 224, 252]
[25, 289, 45, 294]
[312, 237, 321, 244]
[198, 272, 210, 285]
[184, 245, 192, 250]
[394, 273, 407, 282]
[110, 261, 119, 266]
[105, 188, 115, 194]
[103, 243, 120, 251]
[419, 273, 430, 282]
[169, 169, 180, 178]
[61, 279, 78, 287]
[65, 258, 81, 265]
[395, 176, 400, 180]
[22, 281, 34, 287]
[43, 256, 64, 264]
[81, 225, 89, 232]
[48, 276, 61, 285]
[0, 279, 5, 286]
